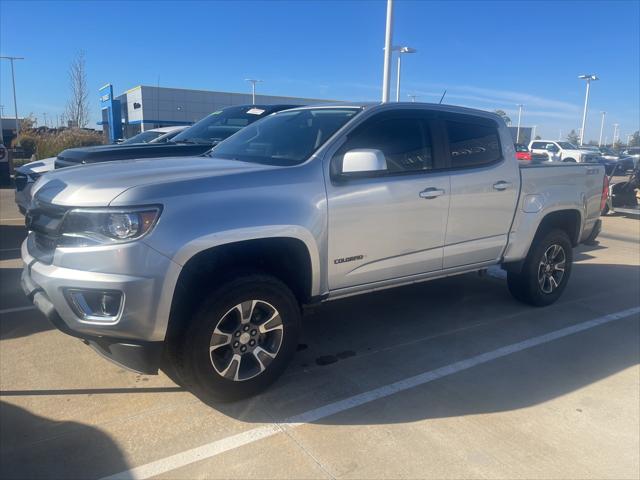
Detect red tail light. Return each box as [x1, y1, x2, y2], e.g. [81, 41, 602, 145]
[600, 174, 609, 212]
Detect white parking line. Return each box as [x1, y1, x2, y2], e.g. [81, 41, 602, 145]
[0, 305, 35, 315]
[102, 305, 640, 480]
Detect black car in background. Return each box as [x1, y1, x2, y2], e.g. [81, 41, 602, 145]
[54, 104, 299, 169]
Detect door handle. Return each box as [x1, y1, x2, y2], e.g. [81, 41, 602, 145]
[419, 187, 445, 199]
[493, 181, 512, 191]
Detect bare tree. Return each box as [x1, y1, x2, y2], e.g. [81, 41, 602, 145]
[65, 51, 90, 128]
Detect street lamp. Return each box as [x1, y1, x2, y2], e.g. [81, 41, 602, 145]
[381, 0, 394, 103]
[392, 45, 417, 102]
[407, 94, 418, 102]
[598, 111, 606, 147]
[516, 104, 524, 143]
[578, 74, 598, 146]
[0, 56, 25, 142]
[245, 79, 263, 105]
[612, 123, 619, 146]
[532, 125, 537, 140]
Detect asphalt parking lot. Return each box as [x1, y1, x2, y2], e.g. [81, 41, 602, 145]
[1, 187, 639, 480]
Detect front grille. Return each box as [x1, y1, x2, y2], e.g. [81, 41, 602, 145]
[26, 200, 69, 257]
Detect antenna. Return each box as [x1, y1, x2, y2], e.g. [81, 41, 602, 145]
[439, 89, 447, 104]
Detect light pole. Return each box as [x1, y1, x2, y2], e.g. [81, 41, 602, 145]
[612, 123, 619, 146]
[598, 111, 606, 147]
[516, 104, 524, 143]
[0, 56, 25, 142]
[627, 133, 632, 146]
[381, 0, 394, 103]
[532, 125, 537, 141]
[245, 79, 263, 105]
[392, 45, 417, 102]
[407, 94, 418, 102]
[578, 74, 598, 146]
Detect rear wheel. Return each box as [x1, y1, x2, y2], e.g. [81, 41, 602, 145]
[507, 229, 573, 306]
[177, 274, 301, 402]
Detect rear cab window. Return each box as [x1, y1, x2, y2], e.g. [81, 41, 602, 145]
[443, 116, 502, 169]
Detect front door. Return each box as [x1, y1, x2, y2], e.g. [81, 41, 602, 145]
[325, 110, 450, 291]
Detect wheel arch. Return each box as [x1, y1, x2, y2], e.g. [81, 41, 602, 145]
[165, 232, 318, 344]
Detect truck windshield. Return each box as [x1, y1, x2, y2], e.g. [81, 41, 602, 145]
[209, 108, 361, 166]
[172, 106, 274, 145]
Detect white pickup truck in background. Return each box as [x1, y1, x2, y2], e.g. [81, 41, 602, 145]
[529, 140, 602, 163]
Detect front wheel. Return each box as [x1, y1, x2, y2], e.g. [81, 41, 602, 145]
[507, 229, 573, 306]
[177, 274, 301, 402]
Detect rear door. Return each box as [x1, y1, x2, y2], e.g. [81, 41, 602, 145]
[440, 114, 520, 268]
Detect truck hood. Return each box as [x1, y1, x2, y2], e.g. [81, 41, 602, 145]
[56, 142, 213, 165]
[32, 156, 274, 207]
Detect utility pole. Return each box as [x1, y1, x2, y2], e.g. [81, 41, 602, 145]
[0, 56, 25, 143]
[381, 0, 394, 103]
[516, 104, 524, 143]
[244, 79, 263, 105]
[598, 111, 606, 147]
[0, 105, 4, 145]
[578, 74, 598, 146]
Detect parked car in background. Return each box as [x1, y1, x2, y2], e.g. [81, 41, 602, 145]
[529, 140, 601, 163]
[149, 126, 189, 143]
[14, 105, 298, 213]
[53, 104, 298, 169]
[119, 126, 187, 145]
[13, 157, 56, 214]
[621, 147, 640, 167]
[514, 143, 531, 161]
[21, 102, 606, 401]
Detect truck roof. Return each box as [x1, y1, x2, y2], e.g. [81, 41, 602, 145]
[288, 102, 504, 122]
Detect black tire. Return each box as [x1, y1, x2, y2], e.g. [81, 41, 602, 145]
[176, 273, 301, 402]
[507, 229, 573, 307]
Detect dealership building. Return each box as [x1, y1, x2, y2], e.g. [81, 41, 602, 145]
[99, 84, 330, 142]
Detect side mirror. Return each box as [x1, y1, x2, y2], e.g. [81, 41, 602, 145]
[341, 149, 387, 174]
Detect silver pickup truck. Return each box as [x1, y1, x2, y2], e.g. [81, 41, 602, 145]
[21, 103, 606, 401]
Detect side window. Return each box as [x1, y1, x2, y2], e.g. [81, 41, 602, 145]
[336, 114, 433, 174]
[445, 120, 501, 168]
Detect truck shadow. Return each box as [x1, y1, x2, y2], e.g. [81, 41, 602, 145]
[0, 224, 26, 259]
[205, 261, 639, 426]
[0, 401, 129, 479]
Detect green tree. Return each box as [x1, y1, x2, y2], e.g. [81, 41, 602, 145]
[567, 130, 580, 145]
[494, 110, 511, 125]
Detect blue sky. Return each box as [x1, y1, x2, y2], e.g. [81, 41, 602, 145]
[1, 0, 638, 142]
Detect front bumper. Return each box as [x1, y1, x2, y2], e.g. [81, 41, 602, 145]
[20, 234, 180, 373]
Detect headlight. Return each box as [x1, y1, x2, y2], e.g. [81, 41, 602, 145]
[58, 206, 161, 247]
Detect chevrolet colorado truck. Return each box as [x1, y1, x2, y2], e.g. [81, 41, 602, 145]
[21, 103, 606, 401]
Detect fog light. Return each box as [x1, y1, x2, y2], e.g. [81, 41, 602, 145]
[66, 289, 123, 321]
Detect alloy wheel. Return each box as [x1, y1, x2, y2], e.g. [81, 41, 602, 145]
[537, 244, 566, 294]
[209, 300, 283, 381]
